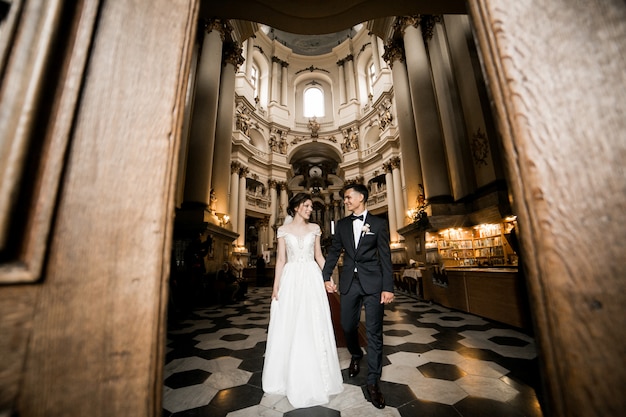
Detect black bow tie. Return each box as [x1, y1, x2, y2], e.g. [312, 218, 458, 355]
[350, 214, 364, 221]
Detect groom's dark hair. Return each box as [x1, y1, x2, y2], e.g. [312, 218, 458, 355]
[344, 183, 369, 203]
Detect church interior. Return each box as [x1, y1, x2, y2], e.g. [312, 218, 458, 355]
[165, 3, 540, 416]
[0, 1, 622, 416]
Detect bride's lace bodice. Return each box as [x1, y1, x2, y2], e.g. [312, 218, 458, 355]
[277, 225, 321, 264]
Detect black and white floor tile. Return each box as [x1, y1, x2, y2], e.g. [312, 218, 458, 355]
[163, 286, 544, 416]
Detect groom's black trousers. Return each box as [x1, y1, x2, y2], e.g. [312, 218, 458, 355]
[340, 272, 384, 385]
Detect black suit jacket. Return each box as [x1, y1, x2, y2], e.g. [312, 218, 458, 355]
[322, 212, 394, 295]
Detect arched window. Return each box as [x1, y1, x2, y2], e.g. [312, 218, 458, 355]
[303, 86, 324, 118]
[368, 61, 376, 89]
[251, 65, 259, 97]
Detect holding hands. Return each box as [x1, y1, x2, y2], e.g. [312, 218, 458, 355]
[324, 279, 337, 293]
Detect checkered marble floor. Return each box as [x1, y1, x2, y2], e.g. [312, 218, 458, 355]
[163, 286, 544, 416]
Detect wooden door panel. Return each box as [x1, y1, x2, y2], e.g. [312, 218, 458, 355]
[468, 1, 626, 416]
[0, 0, 198, 415]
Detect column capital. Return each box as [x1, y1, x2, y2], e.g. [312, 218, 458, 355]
[230, 161, 241, 173]
[267, 178, 277, 188]
[395, 15, 422, 34]
[390, 156, 401, 169]
[223, 42, 244, 70]
[336, 58, 345, 66]
[420, 15, 442, 41]
[383, 162, 393, 173]
[239, 166, 249, 177]
[382, 40, 405, 67]
[344, 54, 354, 62]
[201, 18, 227, 41]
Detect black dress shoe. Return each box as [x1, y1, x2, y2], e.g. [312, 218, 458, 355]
[366, 384, 386, 409]
[348, 358, 360, 377]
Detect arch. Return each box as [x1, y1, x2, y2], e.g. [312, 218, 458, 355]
[356, 44, 374, 104]
[287, 140, 343, 166]
[363, 124, 381, 149]
[293, 71, 335, 124]
[249, 128, 267, 151]
[252, 49, 270, 108]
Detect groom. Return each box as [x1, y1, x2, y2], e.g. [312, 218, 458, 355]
[322, 183, 394, 409]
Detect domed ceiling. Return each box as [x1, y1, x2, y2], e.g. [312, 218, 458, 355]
[260, 24, 362, 56]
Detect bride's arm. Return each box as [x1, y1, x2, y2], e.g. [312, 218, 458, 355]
[314, 232, 325, 271]
[272, 236, 286, 300]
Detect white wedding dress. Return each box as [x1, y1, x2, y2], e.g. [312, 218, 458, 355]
[262, 226, 344, 408]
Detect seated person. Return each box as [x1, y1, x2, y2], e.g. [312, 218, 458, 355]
[216, 262, 240, 303]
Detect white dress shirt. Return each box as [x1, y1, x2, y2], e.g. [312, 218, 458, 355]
[352, 210, 368, 248]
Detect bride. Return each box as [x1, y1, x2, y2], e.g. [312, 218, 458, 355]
[262, 193, 344, 408]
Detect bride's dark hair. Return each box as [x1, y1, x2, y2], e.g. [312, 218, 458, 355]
[286, 193, 312, 217]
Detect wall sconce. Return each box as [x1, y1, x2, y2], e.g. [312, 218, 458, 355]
[217, 213, 230, 228]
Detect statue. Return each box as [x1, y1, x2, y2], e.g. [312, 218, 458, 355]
[308, 117, 320, 138]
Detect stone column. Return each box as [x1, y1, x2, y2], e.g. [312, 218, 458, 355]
[399, 16, 451, 201]
[337, 58, 346, 105]
[279, 182, 288, 222]
[369, 32, 382, 75]
[345, 54, 357, 101]
[270, 56, 280, 104]
[280, 61, 288, 106]
[391, 157, 406, 229]
[426, 16, 475, 200]
[229, 162, 240, 230]
[183, 19, 225, 205]
[268, 179, 277, 248]
[383, 41, 423, 212]
[237, 167, 248, 247]
[213, 42, 244, 217]
[383, 162, 399, 242]
[258, 217, 269, 256]
[245, 36, 254, 78]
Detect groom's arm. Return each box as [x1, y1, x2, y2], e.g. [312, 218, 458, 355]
[322, 225, 344, 281]
[376, 219, 394, 293]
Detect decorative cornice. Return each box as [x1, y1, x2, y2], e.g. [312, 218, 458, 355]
[295, 65, 330, 74]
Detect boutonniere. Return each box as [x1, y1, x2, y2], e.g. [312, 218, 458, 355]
[361, 223, 371, 237]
